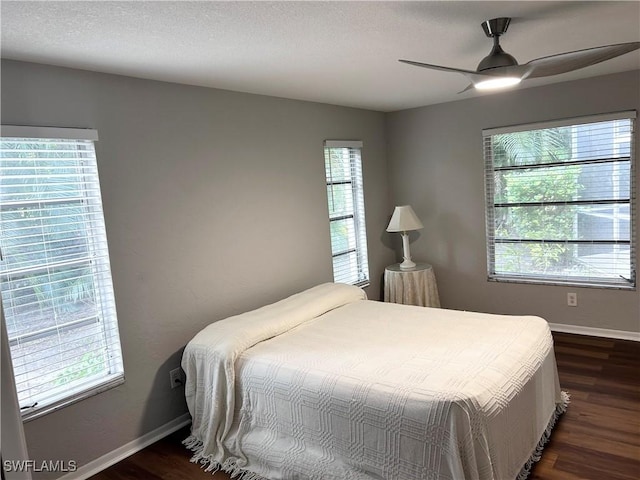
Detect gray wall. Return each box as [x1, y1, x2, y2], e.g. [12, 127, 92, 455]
[386, 70, 640, 334]
[1, 60, 395, 477]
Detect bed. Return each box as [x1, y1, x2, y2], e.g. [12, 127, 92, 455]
[182, 282, 568, 480]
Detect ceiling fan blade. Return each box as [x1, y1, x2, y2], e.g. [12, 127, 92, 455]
[400, 59, 533, 93]
[525, 42, 640, 79]
[457, 83, 475, 94]
[399, 59, 498, 85]
[399, 59, 479, 76]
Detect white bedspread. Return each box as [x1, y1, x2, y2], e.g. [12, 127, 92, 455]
[183, 283, 565, 480]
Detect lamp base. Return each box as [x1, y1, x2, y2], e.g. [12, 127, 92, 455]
[399, 259, 417, 270]
[400, 232, 416, 270]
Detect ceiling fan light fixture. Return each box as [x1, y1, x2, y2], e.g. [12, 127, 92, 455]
[474, 76, 521, 90]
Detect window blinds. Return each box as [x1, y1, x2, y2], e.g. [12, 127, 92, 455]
[324, 141, 370, 286]
[483, 111, 636, 288]
[0, 126, 124, 420]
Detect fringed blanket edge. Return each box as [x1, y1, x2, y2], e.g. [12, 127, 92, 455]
[183, 435, 268, 480]
[516, 390, 570, 480]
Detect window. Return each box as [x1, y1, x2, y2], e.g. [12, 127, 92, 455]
[484, 111, 636, 289]
[323, 140, 369, 286]
[0, 126, 124, 420]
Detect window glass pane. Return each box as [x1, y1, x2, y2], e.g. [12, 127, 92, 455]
[0, 132, 124, 418]
[325, 149, 352, 182]
[485, 114, 635, 287]
[574, 243, 631, 279]
[2, 263, 97, 336]
[324, 143, 369, 286]
[326, 184, 354, 218]
[332, 251, 364, 285]
[495, 242, 576, 276]
[573, 121, 629, 162]
[492, 127, 572, 168]
[495, 204, 629, 241]
[576, 161, 630, 200]
[491, 120, 630, 169]
[1, 202, 93, 271]
[577, 205, 630, 241]
[330, 218, 356, 255]
[494, 165, 582, 204]
[495, 162, 631, 204]
[12, 321, 107, 399]
[495, 242, 631, 280]
[1, 140, 93, 202]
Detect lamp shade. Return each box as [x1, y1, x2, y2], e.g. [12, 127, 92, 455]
[386, 205, 424, 232]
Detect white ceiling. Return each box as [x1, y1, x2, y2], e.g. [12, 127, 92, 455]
[2, 1, 639, 112]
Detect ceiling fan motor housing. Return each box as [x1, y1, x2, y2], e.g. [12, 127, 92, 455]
[481, 17, 511, 37]
[477, 17, 519, 71]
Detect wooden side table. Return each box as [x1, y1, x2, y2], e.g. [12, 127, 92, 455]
[384, 263, 440, 307]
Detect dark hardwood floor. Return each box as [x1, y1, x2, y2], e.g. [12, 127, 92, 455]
[529, 332, 640, 480]
[91, 332, 640, 480]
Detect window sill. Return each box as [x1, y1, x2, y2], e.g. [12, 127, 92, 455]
[488, 275, 636, 291]
[22, 374, 125, 423]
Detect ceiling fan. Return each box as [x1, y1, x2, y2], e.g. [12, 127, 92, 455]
[399, 17, 640, 93]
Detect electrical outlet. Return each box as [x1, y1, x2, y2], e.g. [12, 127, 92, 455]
[169, 368, 185, 389]
[567, 292, 577, 307]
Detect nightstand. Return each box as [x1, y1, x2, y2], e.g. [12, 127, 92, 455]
[384, 263, 440, 307]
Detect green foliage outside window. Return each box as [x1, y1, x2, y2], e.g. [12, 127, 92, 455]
[55, 351, 107, 387]
[492, 128, 583, 274]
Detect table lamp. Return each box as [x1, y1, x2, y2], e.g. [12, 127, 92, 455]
[386, 205, 424, 270]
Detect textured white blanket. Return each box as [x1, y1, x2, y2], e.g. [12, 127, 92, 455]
[183, 283, 566, 480]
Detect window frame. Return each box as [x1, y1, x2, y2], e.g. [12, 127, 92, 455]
[483, 111, 636, 289]
[323, 140, 370, 287]
[0, 125, 125, 421]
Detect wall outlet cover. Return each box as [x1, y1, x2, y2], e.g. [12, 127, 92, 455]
[169, 368, 185, 389]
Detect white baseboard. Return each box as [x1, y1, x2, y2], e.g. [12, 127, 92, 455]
[549, 323, 640, 342]
[57, 413, 191, 480]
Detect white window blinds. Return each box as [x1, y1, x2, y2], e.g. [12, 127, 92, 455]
[324, 140, 369, 286]
[484, 111, 636, 288]
[0, 126, 124, 420]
